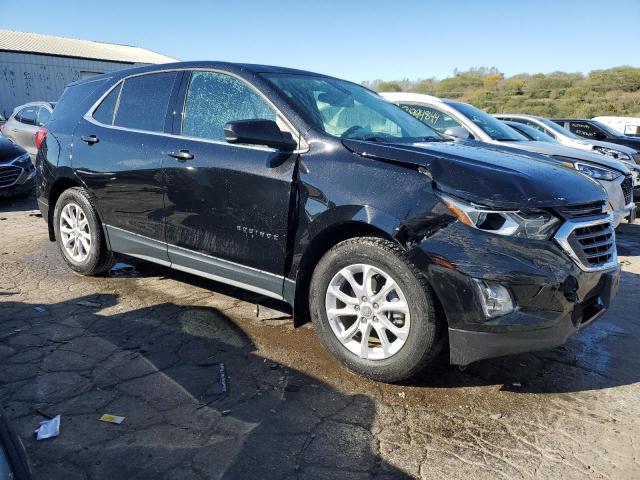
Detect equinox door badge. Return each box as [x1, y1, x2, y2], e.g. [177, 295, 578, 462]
[237, 225, 279, 241]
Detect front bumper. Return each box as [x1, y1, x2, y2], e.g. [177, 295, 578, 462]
[408, 221, 621, 365]
[0, 172, 35, 197]
[447, 266, 619, 365]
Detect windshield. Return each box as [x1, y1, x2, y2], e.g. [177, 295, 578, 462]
[592, 120, 624, 138]
[262, 73, 442, 142]
[448, 101, 527, 141]
[508, 122, 559, 143]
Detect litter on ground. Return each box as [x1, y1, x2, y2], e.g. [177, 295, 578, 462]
[35, 415, 61, 440]
[99, 414, 125, 424]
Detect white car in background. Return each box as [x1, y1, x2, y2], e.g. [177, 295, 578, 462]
[493, 113, 638, 163]
[380, 92, 636, 226]
[592, 116, 640, 138]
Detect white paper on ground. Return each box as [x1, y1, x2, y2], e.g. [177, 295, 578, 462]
[35, 415, 60, 440]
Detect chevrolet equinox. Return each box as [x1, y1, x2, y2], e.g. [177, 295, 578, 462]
[36, 62, 620, 382]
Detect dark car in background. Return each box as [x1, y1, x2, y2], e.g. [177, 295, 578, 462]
[0, 101, 55, 161]
[553, 118, 640, 154]
[0, 135, 35, 198]
[36, 62, 620, 382]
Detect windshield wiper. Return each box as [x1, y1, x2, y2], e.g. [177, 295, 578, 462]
[413, 136, 444, 142]
[356, 135, 389, 142]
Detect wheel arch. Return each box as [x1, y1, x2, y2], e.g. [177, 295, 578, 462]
[46, 176, 83, 241]
[290, 218, 399, 327]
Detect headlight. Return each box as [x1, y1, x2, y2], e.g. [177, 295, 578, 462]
[573, 162, 621, 181]
[440, 194, 560, 240]
[593, 146, 632, 161]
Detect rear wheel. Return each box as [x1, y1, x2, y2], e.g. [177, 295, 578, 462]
[309, 237, 442, 383]
[53, 187, 115, 275]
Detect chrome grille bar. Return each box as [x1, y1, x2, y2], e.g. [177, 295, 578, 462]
[554, 216, 618, 272]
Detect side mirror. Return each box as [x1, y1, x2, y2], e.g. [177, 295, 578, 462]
[224, 119, 297, 151]
[443, 126, 470, 140]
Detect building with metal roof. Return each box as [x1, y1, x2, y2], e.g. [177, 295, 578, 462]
[0, 30, 177, 118]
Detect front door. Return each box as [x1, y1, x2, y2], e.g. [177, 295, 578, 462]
[163, 70, 297, 297]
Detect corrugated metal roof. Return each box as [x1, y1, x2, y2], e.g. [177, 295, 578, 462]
[0, 29, 177, 64]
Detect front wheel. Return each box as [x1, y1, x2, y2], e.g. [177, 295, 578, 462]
[53, 187, 115, 276]
[309, 237, 442, 383]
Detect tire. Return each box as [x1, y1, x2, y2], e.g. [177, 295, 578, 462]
[53, 187, 115, 276]
[309, 237, 442, 383]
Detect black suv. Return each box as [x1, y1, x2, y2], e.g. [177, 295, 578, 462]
[553, 118, 640, 154]
[36, 62, 620, 382]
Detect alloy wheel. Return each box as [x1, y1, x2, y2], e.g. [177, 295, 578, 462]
[325, 263, 411, 360]
[59, 202, 92, 262]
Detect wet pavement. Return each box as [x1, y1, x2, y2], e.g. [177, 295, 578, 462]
[1, 194, 639, 479]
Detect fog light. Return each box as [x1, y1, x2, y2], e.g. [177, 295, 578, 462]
[473, 280, 514, 319]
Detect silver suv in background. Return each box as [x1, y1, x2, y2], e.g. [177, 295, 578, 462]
[0, 101, 55, 160]
[381, 93, 636, 227]
[493, 113, 639, 165]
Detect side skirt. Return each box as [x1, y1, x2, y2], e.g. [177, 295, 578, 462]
[104, 224, 294, 303]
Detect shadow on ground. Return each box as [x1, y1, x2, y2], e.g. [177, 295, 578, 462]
[0, 192, 37, 214]
[0, 294, 408, 479]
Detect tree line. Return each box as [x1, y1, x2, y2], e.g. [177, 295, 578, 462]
[364, 66, 640, 117]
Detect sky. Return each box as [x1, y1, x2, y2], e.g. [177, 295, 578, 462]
[1, 0, 639, 82]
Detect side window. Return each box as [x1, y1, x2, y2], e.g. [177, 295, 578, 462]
[181, 71, 277, 142]
[114, 72, 178, 132]
[17, 107, 37, 125]
[37, 107, 51, 125]
[93, 83, 122, 125]
[624, 125, 640, 136]
[569, 122, 597, 138]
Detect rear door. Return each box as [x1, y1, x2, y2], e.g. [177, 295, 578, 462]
[73, 71, 182, 263]
[163, 70, 298, 297]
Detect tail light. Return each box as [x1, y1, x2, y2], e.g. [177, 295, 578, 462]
[35, 126, 47, 149]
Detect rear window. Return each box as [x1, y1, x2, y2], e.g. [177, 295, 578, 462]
[50, 78, 109, 125]
[114, 72, 178, 132]
[92, 83, 122, 125]
[38, 107, 51, 125]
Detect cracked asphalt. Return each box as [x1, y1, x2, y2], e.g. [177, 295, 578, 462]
[1, 194, 639, 479]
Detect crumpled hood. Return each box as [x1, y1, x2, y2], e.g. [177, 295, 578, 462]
[342, 139, 607, 209]
[0, 136, 27, 163]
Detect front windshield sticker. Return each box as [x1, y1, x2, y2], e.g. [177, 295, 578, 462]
[400, 105, 441, 126]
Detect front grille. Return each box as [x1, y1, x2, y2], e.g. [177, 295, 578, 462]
[556, 201, 604, 219]
[621, 175, 633, 205]
[0, 165, 22, 187]
[555, 217, 617, 271]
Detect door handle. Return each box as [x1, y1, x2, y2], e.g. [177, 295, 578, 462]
[81, 135, 99, 145]
[168, 150, 194, 161]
